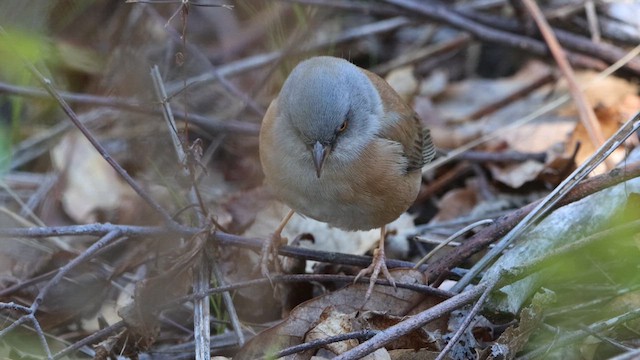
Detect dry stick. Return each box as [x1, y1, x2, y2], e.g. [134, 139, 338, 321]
[0, 230, 123, 359]
[0, 312, 44, 355]
[211, 261, 245, 346]
[32, 230, 122, 313]
[0, 181, 71, 251]
[0, 81, 260, 136]
[414, 219, 494, 269]
[155, 273, 454, 321]
[416, 163, 473, 203]
[153, 78, 209, 360]
[165, 16, 411, 93]
[150, 66, 189, 169]
[453, 111, 640, 292]
[53, 322, 127, 360]
[571, 16, 640, 45]
[268, 330, 378, 359]
[0, 28, 177, 226]
[125, 0, 233, 8]
[584, 0, 601, 43]
[144, 5, 265, 117]
[457, 150, 547, 163]
[333, 283, 487, 360]
[454, 8, 640, 72]
[0, 223, 192, 238]
[370, 33, 472, 74]
[0, 222, 431, 274]
[434, 278, 499, 360]
[0, 235, 129, 301]
[150, 66, 216, 360]
[460, 70, 555, 122]
[3, 108, 109, 170]
[346, 0, 607, 70]
[192, 253, 211, 360]
[577, 324, 633, 352]
[0, 308, 53, 359]
[290, 0, 638, 75]
[522, 0, 608, 168]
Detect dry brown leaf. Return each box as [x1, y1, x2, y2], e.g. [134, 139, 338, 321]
[564, 72, 639, 111]
[234, 269, 442, 360]
[385, 65, 418, 103]
[435, 61, 551, 122]
[559, 71, 640, 168]
[487, 160, 545, 189]
[565, 104, 628, 168]
[431, 186, 479, 223]
[51, 131, 136, 223]
[0, 212, 52, 288]
[538, 147, 576, 186]
[419, 69, 448, 99]
[354, 311, 439, 351]
[306, 307, 359, 355]
[499, 121, 575, 154]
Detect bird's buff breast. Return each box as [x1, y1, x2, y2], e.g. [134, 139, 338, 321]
[263, 140, 421, 231]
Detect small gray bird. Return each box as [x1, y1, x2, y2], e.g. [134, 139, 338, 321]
[260, 56, 435, 301]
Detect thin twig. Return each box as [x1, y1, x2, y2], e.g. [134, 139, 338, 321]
[52, 321, 126, 360]
[212, 260, 246, 346]
[414, 219, 494, 269]
[459, 70, 555, 122]
[522, 0, 608, 167]
[150, 34, 213, 358]
[434, 278, 498, 360]
[269, 330, 378, 359]
[0, 81, 260, 136]
[150, 65, 189, 169]
[165, 17, 412, 93]
[455, 7, 640, 72]
[144, 5, 265, 117]
[584, 0, 601, 43]
[333, 283, 487, 360]
[370, 34, 471, 74]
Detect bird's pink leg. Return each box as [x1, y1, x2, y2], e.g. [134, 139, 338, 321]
[260, 209, 295, 280]
[354, 226, 397, 303]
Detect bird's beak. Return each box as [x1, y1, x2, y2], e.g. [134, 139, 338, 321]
[312, 141, 328, 178]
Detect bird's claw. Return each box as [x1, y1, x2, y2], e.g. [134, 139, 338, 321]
[354, 247, 396, 304]
[259, 232, 285, 284]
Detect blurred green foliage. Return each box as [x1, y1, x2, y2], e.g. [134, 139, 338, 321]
[0, 27, 56, 173]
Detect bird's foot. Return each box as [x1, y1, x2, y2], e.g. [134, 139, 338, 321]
[354, 247, 397, 304]
[259, 232, 287, 283]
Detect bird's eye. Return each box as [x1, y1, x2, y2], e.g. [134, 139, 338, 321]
[337, 120, 348, 133]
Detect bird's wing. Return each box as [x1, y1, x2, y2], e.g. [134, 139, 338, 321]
[361, 69, 435, 172]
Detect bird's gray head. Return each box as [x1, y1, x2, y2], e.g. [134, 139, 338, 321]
[278, 56, 383, 177]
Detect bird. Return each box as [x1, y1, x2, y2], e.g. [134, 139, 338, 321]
[259, 56, 435, 301]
